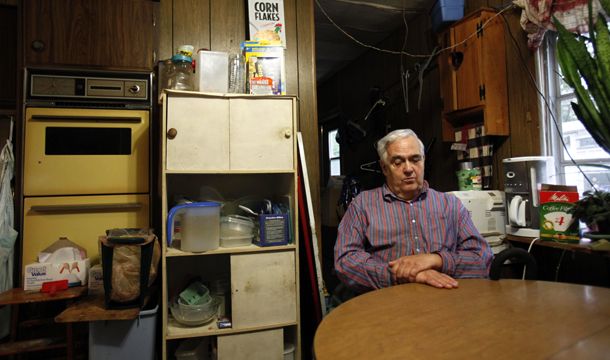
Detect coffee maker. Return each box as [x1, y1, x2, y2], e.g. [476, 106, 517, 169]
[503, 156, 556, 237]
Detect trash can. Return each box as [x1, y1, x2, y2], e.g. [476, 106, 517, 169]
[89, 291, 159, 360]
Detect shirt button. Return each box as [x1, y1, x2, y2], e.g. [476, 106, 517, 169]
[415, 236, 418, 239]
[411, 219, 415, 223]
[410, 203, 413, 207]
[416, 248, 420, 253]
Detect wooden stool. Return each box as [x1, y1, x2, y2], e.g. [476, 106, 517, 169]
[0, 286, 87, 359]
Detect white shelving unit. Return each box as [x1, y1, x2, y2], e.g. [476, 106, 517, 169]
[160, 90, 300, 360]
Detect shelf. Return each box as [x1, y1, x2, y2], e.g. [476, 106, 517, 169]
[166, 318, 298, 340]
[506, 235, 610, 257]
[166, 243, 296, 257]
[165, 169, 296, 175]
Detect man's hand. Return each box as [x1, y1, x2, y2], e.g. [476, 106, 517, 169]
[388, 253, 443, 285]
[414, 270, 459, 289]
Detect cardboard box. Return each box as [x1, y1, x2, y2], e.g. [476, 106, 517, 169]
[242, 41, 286, 95]
[321, 187, 342, 227]
[540, 184, 581, 243]
[24, 238, 91, 291]
[252, 214, 288, 247]
[88, 264, 104, 295]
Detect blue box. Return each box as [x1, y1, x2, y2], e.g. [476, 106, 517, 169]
[252, 214, 288, 247]
[429, 0, 465, 33]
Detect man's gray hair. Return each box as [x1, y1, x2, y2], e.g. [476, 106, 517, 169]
[375, 129, 425, 164]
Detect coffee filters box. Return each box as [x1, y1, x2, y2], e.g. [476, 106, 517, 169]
[24, 238, 91, 291]
[540, 184, 580, 243]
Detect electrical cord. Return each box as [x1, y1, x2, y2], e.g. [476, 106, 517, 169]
[523, 237, 539, 280]
[496, 7, 600, 190]
[314, 0, 515, 58]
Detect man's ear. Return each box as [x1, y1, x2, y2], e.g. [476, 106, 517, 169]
[379, 160, 387, 176]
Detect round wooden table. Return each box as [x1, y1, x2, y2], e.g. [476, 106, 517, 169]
[314, 279, 610, 360]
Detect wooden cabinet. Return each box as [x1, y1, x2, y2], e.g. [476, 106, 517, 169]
[438, 8, 509, 141]
[24, 0, 153, 70]
[166, 95, 294, 171]
[161, 90, 300, 360]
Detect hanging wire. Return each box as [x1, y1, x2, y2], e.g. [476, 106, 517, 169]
[314, 0, 515, 58]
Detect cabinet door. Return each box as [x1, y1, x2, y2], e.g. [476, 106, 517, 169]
[231, 251, 297, 329]
[217, 329, 283, 360]
[454, 17, 485, 110]
[166, 96, 230, 171]
[24, 0, 153, 70]
[438, 29, 457, 114]
[230, 98, 294, 171]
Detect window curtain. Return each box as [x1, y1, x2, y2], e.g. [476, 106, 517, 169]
[514, 0, 608, 50]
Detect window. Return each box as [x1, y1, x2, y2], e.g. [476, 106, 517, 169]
[542, 36, 610, 193]
[328, 128, 341, 176]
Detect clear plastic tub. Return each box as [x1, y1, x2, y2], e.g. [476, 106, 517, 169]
[220, 215, 254, 236]
[175, 337, 210, 360]
[194, 50, 229, 93]
[220, 233, 253, 248]
[169, 296, 221, 326]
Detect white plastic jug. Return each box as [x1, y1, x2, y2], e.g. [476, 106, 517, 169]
[167, 202, 220, 252]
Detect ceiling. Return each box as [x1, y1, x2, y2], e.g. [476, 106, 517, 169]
[314, 0, 435, 84]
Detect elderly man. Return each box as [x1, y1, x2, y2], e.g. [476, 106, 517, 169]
[334, 129, 493, 295]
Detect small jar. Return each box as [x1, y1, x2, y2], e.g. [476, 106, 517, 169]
[159, 59, 174, 92]
[169, 55, 194, 91]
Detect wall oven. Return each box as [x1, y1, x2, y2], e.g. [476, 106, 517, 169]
[21, 68, 152, 274]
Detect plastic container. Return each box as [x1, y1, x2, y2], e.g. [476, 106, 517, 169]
[168, 202, 221, 252]
[178, 44, 195, 58]
[169, 55, 194, 91]
[220, 233, 253, 248]
[429, 0, 464, 33]
[89, 291, 159, 360]
[228, 53, 246, 93]
[169, 296, 222, 326]
[175, 337, 210, 360]
[284, 343, 295, 360]
[220, 215, 254, 236]
[194, 50, 229, 93]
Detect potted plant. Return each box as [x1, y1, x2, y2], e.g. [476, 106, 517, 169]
[554, 0, 610, 154]
[567, 188, 610, 235]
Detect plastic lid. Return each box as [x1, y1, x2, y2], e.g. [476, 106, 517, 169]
[221, 215, 254, 226]
[284, 343, 295, 354]
[171, 54, 193, 63]
[187, 202, 221, 208]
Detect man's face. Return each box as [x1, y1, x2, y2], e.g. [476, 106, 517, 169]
[379, 136, 425, 201]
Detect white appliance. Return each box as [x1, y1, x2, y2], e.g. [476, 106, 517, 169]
[503, 156, 556, 238]
[450, 190, 508, 254]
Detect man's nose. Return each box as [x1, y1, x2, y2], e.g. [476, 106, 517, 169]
[403, 161, 413, 172]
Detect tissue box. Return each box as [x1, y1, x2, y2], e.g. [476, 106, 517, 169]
[24, 258, 91, 291]
[252, 214, 288, 247]
[88, 264, 104, 295]
[540, 184, 581, 243]
[24, 237, 91, 291]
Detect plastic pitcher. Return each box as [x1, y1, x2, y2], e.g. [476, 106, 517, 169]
[167, 202, 220, 252]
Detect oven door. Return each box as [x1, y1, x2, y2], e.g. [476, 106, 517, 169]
[22, 194, 150, 272]
[24, 107, 149, 196]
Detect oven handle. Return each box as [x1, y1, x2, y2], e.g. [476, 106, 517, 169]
[30, 202, 142, 211]
[31, 115, 142, 123]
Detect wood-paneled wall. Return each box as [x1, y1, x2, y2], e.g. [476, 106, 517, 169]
[317, 0, 541, 194]
[154, 0, 321, 237]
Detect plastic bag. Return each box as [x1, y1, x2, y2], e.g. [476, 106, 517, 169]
[102, 228, 161, 303]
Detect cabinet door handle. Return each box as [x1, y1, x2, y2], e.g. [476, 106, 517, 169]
[31, 40, 46, 53]
[30, 202, 142, 211]
[284, 130, 292, 138]
[167, 128, 178, 139]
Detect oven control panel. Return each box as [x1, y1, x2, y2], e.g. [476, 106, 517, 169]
[26, 68, 152, 107]
[31, 75, 147, 99]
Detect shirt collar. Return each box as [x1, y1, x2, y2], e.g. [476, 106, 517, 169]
[382, 181, 429, 203]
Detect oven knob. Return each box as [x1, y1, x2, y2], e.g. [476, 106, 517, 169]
[167, 128, 177, 139]
[129, 85, 141, 94]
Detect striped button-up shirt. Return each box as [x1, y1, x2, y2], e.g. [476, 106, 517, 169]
[335, 181, 493, 293]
